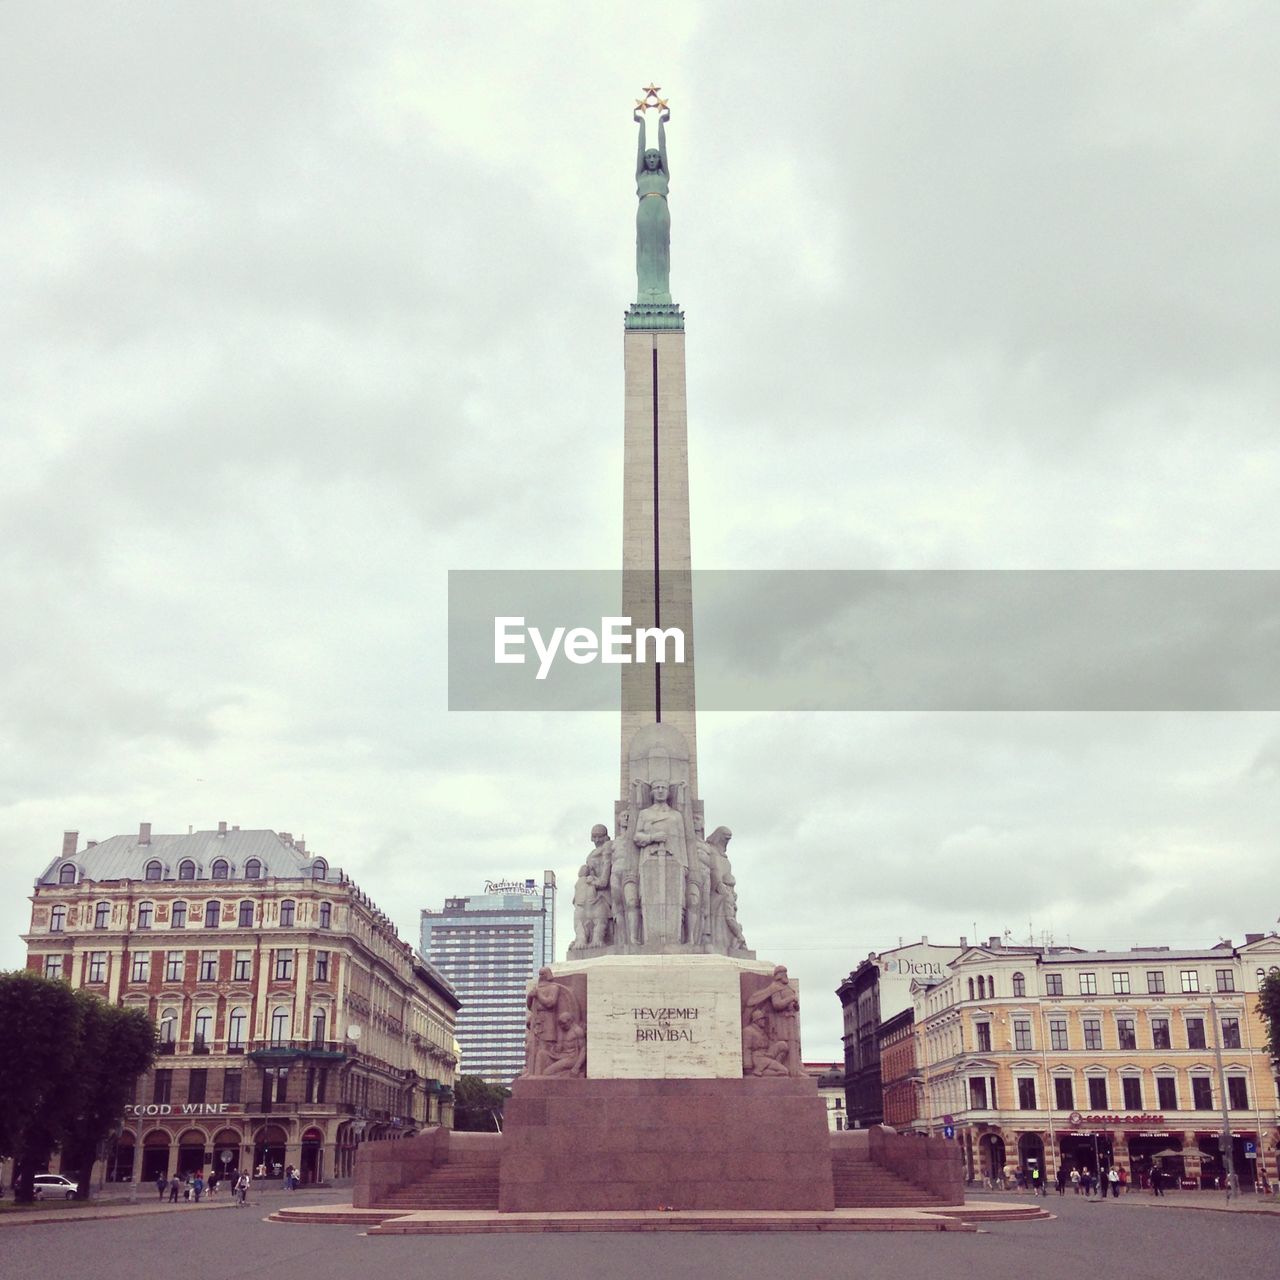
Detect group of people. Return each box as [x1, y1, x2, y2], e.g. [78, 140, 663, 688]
[154, 1170, 252, 1205]
[1056, 1164, 1124, 1197]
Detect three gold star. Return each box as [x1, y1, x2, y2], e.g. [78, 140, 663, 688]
[635, 84, 668, 114]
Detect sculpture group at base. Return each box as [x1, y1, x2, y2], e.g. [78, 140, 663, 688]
[522, 967, 586, 1078]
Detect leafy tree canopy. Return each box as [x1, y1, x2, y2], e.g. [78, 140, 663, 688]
[452, 1073, 511, 1131]
[1257, 970, 1280, 1070]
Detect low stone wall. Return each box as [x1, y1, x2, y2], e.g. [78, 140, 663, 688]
[868, 1126, 964, 1205]
[353, 1128, 447, 1208]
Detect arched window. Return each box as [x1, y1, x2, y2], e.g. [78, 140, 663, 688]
[311, 859, 328, 881]
[244, 859, 262, 880]
[137, 901, 154, 929]
[211, 859, 229, 880]
[1012, 972, 1026, 997]
[178, 860, 196, 881]
[227, 1007, 247, 1049]
[269, 1007, 290, 1046]
[193, 1007, 213, 1047]
[311, 1008, 326, 1046]
[204, 901, 220, 928]
[968, 978, 975, 1000]
[145, 859, 163, 881]
[58, 862, 77, 884]
[171, 901, 187, 928]
[238, 900, 255, 927]
[94, 901, 110, 929]
[280, 900, 295, 927]
[977, 975, 986, 999]
[158, 1007, 177, 1045]
[319, 902, 332, 929]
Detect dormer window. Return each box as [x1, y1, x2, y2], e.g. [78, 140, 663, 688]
[211, 859, 229, 880]
[311, 859, 328, 881]
[244, 859, 262, 880]
[58, 862, 77, 885]
[145, 860, 163, 881]
[178, 860, 196, 881]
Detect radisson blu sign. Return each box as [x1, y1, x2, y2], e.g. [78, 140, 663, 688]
[484, 878, 540, 895]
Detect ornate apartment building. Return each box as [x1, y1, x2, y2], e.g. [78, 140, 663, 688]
[914, 935, 1280, 1189]
[23, 824, 459, 1186]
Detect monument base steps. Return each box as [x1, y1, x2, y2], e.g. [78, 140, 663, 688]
[831, 1154, 950, 1209]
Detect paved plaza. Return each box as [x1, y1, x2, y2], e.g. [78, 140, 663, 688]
[3, 1188, 1276, 1280]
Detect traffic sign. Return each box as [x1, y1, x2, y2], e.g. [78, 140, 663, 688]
[943, 1124, 955, 1139]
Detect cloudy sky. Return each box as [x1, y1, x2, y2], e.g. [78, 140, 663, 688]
[3, 2, 1279, 1059]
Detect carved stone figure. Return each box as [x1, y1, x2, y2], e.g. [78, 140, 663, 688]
[523, 968, 583, 1077]
[607, 809, 640, 945]
[718, 873, 748, 954]
[634, 780, 689, 945]
[742, 1006, 789, 1076]
[634, 108, 671, 303]
[707, 827, 747, 953]
[572, 864, 608, 949]
[744, 965, 801, 1077]
[542, 1011, 587, 1077]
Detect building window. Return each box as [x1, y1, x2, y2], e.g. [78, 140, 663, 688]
[1017, 1078, 1037, 1110]
[1180, 970, 1199, 993]
[1083, 1018, 1103, 1051]
[319, 902, 332, 929]
[1156, 1076, 1178, 1110]
[1049, 1018, 1069, 1050]
[244, 859, 262, 879]
[188, 1068, 208, 1103]
[1054, 1077, 1074, 1110]
[165, 951, 183, 983]
[1079, 972, 1097, 996]
[45, 955, 64, 980]
[158, 1008, 177, 1045]
[171, 901, 187, 929]
[274, 949, 294, 981]
[204, 901, 220, 928]
[1215, 969, 1235, 993]
[1012, 972, 1025, 997]
[233, 950, 252, 982]
[211, 859, 229, 880]
[315, 951, 330, 982]
[198, 950, 217, 981]
[227, 1007, 247, 1049]
[1044, 973, 1063, 997]
[87, 951, 107, 982]
[1227, 1077, 1248, 1110]
[94, 901, 110, 929]
[50, 905, 66, 933]
[224, 1069, 242, 1103]
[1112, 972, 1131, 995]
[275, 1068, 289, 1103]
[311, 1009, 326, 1046]
[1122, 1077, 1142, 1110]
[312, 859, 328, 881]
[1147, 971, 1166, 994]
[1220, 1017, 1241, 1049]
[1192, 1076, 1213, 1110]
[976, 1022, 991, 1052]
[1013, 1019, 1032, 1051]
[193, 1007, 213, 1048]
[1151, 1017, 1171, 1050]
[137, 901, 154, 929]
[269, 1007, 290, 1045]
[977, 975, 986, 999]
[1117, 1017, 1136, 1050]
[179, 860, 196, 881]
[969, 1077, 989, 1109]
[238, 900, 254, 927]
[1087, 1077, 1107, 1109]
[1186, 1017, 1206, 1049]
[145, 859, 163, 881]
[967, 977, 975, 1001]
[58, 862, 77, 884]
[153, 1070, 172, 1104]
[279, 900, 295, 927]
[130, 952, 151, 983]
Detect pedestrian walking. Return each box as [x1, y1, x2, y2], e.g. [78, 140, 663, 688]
[1119, 1165, 1129, 1194]
[1151, 1168, 1163, 1196]
[1056, 1165, 1067, 1195]
[193, 1174, 204, 1202]
[235, 1172, 250, 1207]
[155, 1172, 167, 1201]
[168, 1175, 180, 1203]
[1108, 1166, 1120, 1198]
[1070, 1166, 1081, 1194]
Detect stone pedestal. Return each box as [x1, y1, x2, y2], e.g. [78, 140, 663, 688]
[500, 1077, 834, 1212]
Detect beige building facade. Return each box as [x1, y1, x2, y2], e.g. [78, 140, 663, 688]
[23, 825, 459, 1187]
[916, 935, 1280, 1189]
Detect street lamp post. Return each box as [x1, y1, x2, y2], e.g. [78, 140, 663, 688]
[1208, 996, 1237, 1201]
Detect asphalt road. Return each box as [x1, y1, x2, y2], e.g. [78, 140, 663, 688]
[3, 1189, 1275, 1280]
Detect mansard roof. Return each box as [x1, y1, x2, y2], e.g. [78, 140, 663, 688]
[38, 828, 337, 887]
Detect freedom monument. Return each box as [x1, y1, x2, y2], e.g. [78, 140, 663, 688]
[346, 91, 965, 1221]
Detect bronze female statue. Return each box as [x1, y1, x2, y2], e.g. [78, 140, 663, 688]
[634, 106, 671, 303]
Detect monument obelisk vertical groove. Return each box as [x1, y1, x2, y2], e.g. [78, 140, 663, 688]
[620, 92, 698, 801]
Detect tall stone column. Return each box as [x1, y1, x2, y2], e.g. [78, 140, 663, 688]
[620, 322, 698, 801]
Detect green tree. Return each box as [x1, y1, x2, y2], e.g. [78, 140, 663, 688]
[1257, 970, 1280, 1070]
[59, 992, 156, 1199]
[451, 1074, 510, 1131]
[0, 971, 82, 1202]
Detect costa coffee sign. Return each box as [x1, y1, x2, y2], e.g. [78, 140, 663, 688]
[1068, 1110, 1164, 1128]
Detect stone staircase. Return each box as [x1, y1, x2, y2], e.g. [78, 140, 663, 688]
[375, 1160, 500, 1211]
[832, 1150, 949, 1210]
